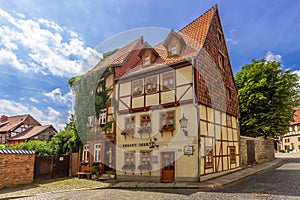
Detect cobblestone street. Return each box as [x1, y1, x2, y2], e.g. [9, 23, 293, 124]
[3, 153, 299, 200]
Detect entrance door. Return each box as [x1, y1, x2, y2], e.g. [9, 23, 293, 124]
[161, 152, 175, 182]
[247, 140, 255, 165]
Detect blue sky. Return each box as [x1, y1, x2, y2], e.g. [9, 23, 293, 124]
[0, 0, 299, 130]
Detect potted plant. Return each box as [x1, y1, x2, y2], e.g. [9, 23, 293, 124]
[122, 162, 135, 171]
[91, 162, 102, 178]
[138, 164, 152, 171]
[110, 169, 116, 179]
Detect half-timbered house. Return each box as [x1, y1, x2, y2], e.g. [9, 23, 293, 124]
[114, 5, 240, 182]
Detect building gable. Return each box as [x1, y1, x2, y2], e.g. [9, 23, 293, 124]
[195, 6, 239, 117]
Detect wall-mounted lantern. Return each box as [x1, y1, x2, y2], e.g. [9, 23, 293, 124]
[179, 114, 188, 136]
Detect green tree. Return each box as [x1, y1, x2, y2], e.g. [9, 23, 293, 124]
[50, 115, 82, 154]
[65, 114, 83, 152]
[235, 59, 300, 138]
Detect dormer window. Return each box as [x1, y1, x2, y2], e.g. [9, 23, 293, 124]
[144, 56, 150, 65]
[170, 45, 177, 56]
[163, 29, 186, 57]
[138, 41, 159, 67]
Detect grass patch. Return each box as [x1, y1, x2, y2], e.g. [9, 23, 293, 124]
[0, 177, 110, 198]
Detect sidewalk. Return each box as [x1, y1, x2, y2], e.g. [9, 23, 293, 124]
[111, 158, 284, 189]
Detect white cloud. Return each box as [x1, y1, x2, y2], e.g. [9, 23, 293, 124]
[225, 29, 238, 45]
[29, 97, 39, 103]
[293, 70, 300, 84]
[0, 99, 67, 131]
[43, 88, 73, 104]
[0, 49, 27, 71]
[265, 51, 282, 63]
[0, 8, 102, 77]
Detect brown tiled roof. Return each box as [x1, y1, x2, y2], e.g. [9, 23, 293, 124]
[178, 5, 215, 48]
[91, 37, 144, 72]
[118, 5, 216, 78]
[138, 41, 159, 57]
[8, 125, 55, 141]
[0, 114, 30, 132]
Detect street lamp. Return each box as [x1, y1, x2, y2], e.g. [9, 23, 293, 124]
[179, 114, 188, 136]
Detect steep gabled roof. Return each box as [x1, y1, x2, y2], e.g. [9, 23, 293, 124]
[7, 125, 56, 141]
[118, 5, 216, 78]
[91, 36, 143, 72]
[0, 114, 30, 132]
[178, 5, 215, 48]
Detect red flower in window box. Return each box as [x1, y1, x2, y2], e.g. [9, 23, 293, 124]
[138, 164, 152, 171]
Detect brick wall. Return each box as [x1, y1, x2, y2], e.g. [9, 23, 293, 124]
[0, 150, 35, 188]
[240, 136, 275, 168]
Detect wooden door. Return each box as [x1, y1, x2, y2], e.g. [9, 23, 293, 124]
[247, 140, 255, 165]
[161, 152, 175, 182]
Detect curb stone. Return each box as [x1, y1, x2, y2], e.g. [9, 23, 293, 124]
[110, 158, 285, 189]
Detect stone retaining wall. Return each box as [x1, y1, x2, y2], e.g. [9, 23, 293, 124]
[240, 136, 275, 168]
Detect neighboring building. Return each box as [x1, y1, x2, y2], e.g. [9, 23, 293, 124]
[7, 125, 56, 145]
[76, 5, 240, 181]
[282, 106, 300, 152]
[0, 114, 56, 145]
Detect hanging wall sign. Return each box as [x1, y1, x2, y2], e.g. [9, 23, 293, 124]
[184, 145, 194, 156]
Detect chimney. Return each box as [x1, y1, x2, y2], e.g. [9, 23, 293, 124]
[0, 115, 8, 123]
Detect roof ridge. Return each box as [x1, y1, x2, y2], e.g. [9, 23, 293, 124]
[179, 5, 217, 32]
[7, 114, 30, 119]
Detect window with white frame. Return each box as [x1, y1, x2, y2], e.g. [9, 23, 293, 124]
[99, 109, 106, 125]
[144, 55, 150, 65]
[171, 45, 177, 55]
[87, 116, 93, 128]
[82, 144, 89, 163]
[94, 144, 101, 162]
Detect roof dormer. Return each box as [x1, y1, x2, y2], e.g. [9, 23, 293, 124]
[163, 29, 186, 57]
[138, 41, 159, 66]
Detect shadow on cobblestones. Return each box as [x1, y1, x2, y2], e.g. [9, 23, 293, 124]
[208, 157, 300, 198]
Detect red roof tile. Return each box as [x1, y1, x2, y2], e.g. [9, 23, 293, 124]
[178, 5, 215, 48]
[119, 6, 216, 78]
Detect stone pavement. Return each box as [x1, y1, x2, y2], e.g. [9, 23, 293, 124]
[111, 158, 284, 189]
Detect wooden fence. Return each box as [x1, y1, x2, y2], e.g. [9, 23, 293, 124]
[34, 155, 70, 181]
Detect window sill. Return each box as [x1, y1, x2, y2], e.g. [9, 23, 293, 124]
[132, 94, 143, 97]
